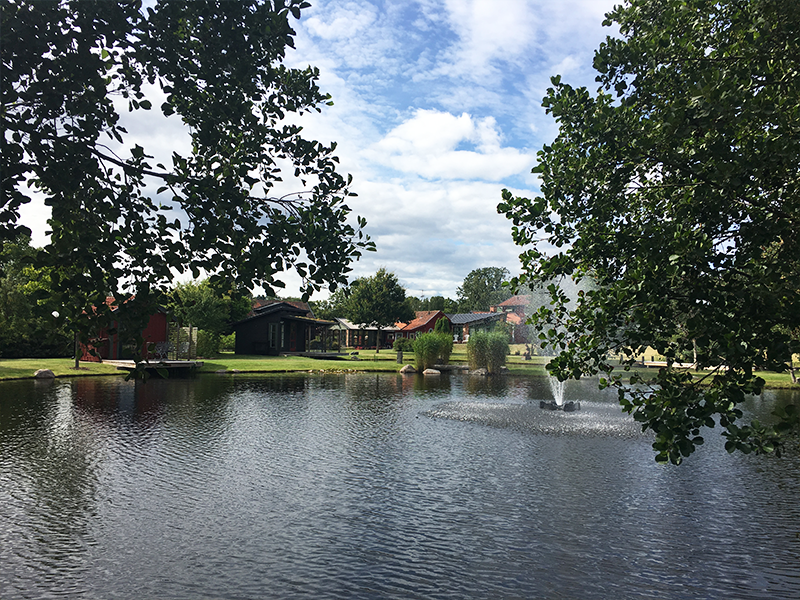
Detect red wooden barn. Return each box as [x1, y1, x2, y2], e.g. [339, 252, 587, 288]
[81, 299, 171, 362]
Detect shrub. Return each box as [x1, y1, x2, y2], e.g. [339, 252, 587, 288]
[393, 337, 414, 353]
[486, 332, 509, 373]
[219, 333, 236, 352]
[467, 332, 489, 370]
[196, 329, 221, 357]
[434, 317, 451, 334]
[413, 332, 450, 370]
[468, 331, 509, 373]
[436, 332, 453, 364]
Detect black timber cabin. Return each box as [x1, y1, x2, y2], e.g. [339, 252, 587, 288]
[232, 301, 332, 355]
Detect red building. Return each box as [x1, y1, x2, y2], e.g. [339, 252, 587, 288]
[81, 300, 171, 362]
[392, 311, 450, 341]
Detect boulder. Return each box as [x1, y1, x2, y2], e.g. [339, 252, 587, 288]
[423, 368, 441, 375]
[469, 368, 489, 376]
[34, 369, 55, 379]
[400, 364, 416, 374]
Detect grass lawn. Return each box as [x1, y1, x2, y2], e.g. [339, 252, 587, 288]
[0, 358, 123, 381]
[1, 350, 796, 389]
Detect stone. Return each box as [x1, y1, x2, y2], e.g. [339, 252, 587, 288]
[423, 368, 441, 375]
[400, 364, 416, 374]
[34, 369, 55, 379]
[470, 368, 489, 376]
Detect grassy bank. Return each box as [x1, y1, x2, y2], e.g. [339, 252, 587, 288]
[1, 350, 796, 389]
[0, 358, 122, 381]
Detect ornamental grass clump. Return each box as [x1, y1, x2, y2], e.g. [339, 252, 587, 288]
[413, 333, 451, 370]
[486, 332, 509, 373]
[468, 331, 509, 373]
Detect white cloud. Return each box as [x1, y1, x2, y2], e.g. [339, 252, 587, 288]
[368, 109, 535, 180]
[15, 0, 621, 301]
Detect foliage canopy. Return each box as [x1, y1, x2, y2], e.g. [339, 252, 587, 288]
[344, 268, 414, 351]
[456, 267, 512, 312]
[2, 0, 373, 350]
[498, 0, 800, 463]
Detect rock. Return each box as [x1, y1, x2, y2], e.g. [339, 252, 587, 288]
[423, 368, 441, 375]
[34, 369, 55, 379]
[470, 368, 489, 376]
[400, 364, 416, 374]
[215, 370, 228, 374]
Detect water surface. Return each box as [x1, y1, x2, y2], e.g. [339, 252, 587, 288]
[1, 374, 798, 599]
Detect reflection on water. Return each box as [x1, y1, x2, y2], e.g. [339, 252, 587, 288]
[0, 373, 798, 599]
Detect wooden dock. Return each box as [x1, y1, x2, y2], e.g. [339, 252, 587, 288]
[101, 360, 204, 372]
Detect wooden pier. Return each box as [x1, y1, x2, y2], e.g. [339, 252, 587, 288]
[101, 359, 204, 373]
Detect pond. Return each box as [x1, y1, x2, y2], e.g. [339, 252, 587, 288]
[1, 373, 799, 599]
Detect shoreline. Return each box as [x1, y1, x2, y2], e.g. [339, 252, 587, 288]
[0, 355, 797, 389]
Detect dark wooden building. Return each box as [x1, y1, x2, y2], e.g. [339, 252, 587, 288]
[232, 301, 332, 355]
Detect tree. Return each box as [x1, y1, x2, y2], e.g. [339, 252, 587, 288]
[312, 287, 351, 321]
[433, 316, 451, 334]
[404, 295, 458, 313]
[498, 0, 800, 463]
[456, 267, 512, 312]
[168, 279, 252, 355]
[2, 0, 373, 359]
[0, 237, 71, 358]
[345, 268, 414, 352]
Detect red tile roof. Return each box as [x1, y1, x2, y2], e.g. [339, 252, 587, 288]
[497, 295, 531, 307]
[397, 310, 443, 331]
[505, 312, 526, 325]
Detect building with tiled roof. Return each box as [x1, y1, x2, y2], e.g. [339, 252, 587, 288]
[492, 295, 533, 343]
[394, 311, 450, 340]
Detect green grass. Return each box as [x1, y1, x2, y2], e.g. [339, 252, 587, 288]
[1, 350, 797, 390]
[0, 358, 123, 381]
[198, 353, 403, 374]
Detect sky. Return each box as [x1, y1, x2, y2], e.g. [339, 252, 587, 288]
[19, 0, 621, 301]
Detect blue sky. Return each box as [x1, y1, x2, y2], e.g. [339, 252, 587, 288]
[282, 0, 619, 299]
[18, 0, 620, 300]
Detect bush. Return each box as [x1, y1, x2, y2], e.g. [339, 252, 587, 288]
[393, 337, 414, 353]
[437, 332, 453, 364]
[196, 329, 221, 357]
[467, 332, 489, 370]
[468, 331, 509, 373]
[219, 333, 235, 352]
[412, 332, 451, 370]
[434, 317, 451, 334]
[486, 332, 509, 373]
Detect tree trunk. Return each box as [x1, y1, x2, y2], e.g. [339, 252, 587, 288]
[73, 331, 80, 369]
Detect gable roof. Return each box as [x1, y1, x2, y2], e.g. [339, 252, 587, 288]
[253, 298, 313, 316]
[497, 295, 532, 307]
[233, 301, 311, 326]
[446, 312, 502, 325]
[398, 310, 446, 331]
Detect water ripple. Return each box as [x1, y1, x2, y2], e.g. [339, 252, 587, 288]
[0, 375, 798, 599]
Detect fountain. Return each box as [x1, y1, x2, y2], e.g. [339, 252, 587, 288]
[540, 376, 580, 412]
